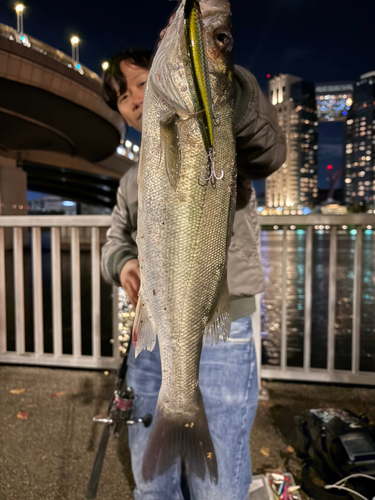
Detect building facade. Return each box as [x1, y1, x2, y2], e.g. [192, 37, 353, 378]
[344, 71, 375, 207]
[266, 74, 319, 210]
[315, 82, 353, 122]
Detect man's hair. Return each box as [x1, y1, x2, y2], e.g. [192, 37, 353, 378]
[102, 48, 153, 112]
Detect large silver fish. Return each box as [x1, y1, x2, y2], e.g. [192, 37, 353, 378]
[134, 0, 236, 483]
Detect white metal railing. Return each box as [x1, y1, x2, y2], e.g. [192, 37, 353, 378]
[254, 213, 375, 386]
[0, 215, 119, 369]
[0, 214, 374, 385]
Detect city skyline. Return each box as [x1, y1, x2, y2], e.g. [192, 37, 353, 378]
[266, 74, 319, 210]
[2, 0, 374, 196]
[344, 71, 375, 205]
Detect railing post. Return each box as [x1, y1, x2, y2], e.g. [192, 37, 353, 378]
[327, 225, 337, 372]
[13, 228, 25, 354]
[304, 226, 313, 371]
[71, 227, 81, 358]
[352, 226, 363, 375]
[253, 293, 268, 399]
[32, 227, 44, 355]
[91, 227, 101, 361]
[280, 226, 288, 371]
[112, 286, 121, 361]
[0, 227, 6, 353]
[51, 227, 62, 357]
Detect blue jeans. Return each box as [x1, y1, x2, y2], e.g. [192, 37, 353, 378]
[126, 316, 259, 500]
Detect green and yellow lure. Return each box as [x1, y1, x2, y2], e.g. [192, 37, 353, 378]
[184, 0, 221, 183]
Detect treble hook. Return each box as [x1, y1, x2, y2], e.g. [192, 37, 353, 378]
[200, 147, 224, 186]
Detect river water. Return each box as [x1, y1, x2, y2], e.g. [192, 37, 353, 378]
[260, 229, 375, 372]
[3, 228, 375, 371]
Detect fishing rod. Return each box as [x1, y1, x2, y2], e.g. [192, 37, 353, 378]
[85, 294, 152, 500]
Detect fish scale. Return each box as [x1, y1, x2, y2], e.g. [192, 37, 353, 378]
[136, 0, 235, 484]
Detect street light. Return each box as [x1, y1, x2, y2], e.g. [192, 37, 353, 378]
[15, 4, 24, 34]
[102, 61, 109, 71]
[70, 35, 80, 64]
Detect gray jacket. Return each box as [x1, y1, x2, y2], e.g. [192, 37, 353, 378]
[101, 66, 286, 319]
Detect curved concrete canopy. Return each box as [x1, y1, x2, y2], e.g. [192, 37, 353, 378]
[0, 28, 125, 164]
[0, 26, 133, 206]
[0, 78, 120, 162]
[24, 161, 120, 208]
[20, 149, 133, 180]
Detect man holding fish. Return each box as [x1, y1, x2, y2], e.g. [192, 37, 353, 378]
[101, 0, 286, 498]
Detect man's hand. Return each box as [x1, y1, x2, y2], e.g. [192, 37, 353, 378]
[120, 259, 140, 308]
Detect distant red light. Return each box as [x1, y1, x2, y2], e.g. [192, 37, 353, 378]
[327, 165, 333, 170]
[26, 205, 30, 210]
[266, 73, 271, 79]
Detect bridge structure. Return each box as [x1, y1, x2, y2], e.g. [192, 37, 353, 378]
[0, 23, 136, 234]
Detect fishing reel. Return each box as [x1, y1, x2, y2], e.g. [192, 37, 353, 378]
[86, 380, 152, 499]
[93, 387, 152, 437]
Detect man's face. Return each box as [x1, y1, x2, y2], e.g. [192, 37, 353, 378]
[117, 60, 149, 132]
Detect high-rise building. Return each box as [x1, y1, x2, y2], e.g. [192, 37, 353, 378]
[315, 82, 353, 122]
[344, 71, 375, 206]
[266, 74, 319, 210]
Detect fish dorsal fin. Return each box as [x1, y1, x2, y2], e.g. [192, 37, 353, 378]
[160, 114, 182, 191]
[203, 275, 231, 345]
[133, 295, 156, 358]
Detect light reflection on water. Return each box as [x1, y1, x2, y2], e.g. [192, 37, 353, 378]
[260, 229, 375, 372]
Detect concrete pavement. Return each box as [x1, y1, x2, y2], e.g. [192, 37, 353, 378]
[1, 365, 374, 500]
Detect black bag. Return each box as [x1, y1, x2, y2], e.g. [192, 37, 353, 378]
[293, 408, 375, 500]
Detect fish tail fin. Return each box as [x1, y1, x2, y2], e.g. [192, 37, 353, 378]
[142, 388, 218, 484]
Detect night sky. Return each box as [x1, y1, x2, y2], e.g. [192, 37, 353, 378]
[2, 0, 375, 191]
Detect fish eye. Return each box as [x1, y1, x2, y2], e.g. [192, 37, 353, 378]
[213, 28, 233, 52]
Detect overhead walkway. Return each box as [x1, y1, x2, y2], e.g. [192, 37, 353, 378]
[0, 23, 134, 211]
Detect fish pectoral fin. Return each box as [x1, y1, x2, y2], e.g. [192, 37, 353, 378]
[204, 277, 231, 345]
[133, 295, 156, 358]
[160, 114, 181, 191]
